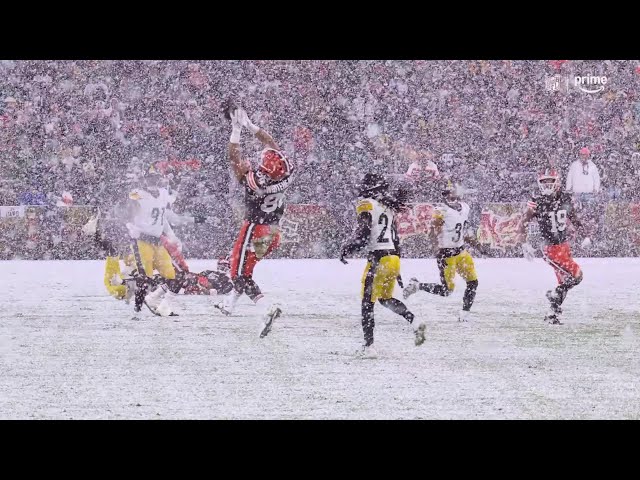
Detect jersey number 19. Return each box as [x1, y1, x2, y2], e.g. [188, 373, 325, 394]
[547, 209, 567, 233]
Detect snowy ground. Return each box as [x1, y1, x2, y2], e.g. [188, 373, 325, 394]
[1, 257, 639, 419]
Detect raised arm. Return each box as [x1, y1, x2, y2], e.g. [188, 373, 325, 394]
[228, 109, 250, 182]
[228, 108, 280, 182]
[238, 109, 280, 150]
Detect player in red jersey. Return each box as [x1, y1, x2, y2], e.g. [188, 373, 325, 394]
[519, 168, 592, 324]
[218, 105, 294, 338]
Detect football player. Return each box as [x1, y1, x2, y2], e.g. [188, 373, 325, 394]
[518, 168, 592, 324]
[340, 173, 426, 358]
[403, 180, 480, 322]
[218, 105, 293, 338]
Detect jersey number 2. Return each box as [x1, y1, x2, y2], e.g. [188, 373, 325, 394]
[377, 214, 398, 244]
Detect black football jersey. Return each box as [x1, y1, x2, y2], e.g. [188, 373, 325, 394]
[527, 191, 578, 245]
[242, 169, 293, 225]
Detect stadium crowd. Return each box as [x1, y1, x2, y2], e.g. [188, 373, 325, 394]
[1, 60, 639, 259]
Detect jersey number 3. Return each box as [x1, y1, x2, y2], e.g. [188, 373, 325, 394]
[452, 221, 468, 242]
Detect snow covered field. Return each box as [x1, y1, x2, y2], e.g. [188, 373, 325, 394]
[1, 257, 639, 419]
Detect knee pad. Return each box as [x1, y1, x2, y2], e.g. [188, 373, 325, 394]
[466, 279, 478, 292]
[441, 283, 453, 296]
[566, 273, 582, 288]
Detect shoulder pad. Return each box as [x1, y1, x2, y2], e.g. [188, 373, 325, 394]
[356, 199, 373, 214]
[129, 190, 143, 200]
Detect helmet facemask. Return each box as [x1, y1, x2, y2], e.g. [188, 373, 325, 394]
[538, 176, 559, 195]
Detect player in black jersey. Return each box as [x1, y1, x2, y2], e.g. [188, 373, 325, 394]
[519, 168, 592, 324]
[219, 106, 293, 337]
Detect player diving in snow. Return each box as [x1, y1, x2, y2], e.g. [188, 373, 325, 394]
[340, 173, 426, 358]
[518, 168, 592, 324]
[403, 179, 480, 322]
[218, 104, 293, 338]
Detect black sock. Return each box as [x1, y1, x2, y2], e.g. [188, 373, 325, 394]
[244, 278, 263, 302]
[463, 280, 478, 312]
[419, 282, 450, 297]
[361, 300, 375, 346]
[553, 274, 582, 308]
[134, 278, 148, 311]
[378, 298, 414, 323]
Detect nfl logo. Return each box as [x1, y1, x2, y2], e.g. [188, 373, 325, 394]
[545, 75, 565, 92]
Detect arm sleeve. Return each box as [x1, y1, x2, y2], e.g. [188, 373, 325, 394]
[341, 212, 372, 257]
[165, 208, 195, 227]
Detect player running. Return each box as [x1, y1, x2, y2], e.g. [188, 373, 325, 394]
[403, 180, 480, 322]
[219, 105, 293, 338]
[340, 173, 426, 358]
[518, 168, 592, 324]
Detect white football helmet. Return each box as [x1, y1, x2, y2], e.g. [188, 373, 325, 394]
[538, 168, 560, 196]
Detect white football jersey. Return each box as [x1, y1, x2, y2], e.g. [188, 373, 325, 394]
[127, 188, 172, 238]
[356, 197, 398, 252]
[434, 201, 470, 249]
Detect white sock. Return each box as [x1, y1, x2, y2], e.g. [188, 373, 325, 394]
[146, 285, 166, 306]
[157, 291, 174, 316]
[223, 290, 241, 313]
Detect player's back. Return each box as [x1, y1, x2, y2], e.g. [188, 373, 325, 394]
[435, 201, 471, 250]
[356, 197, 399, 255]
[529, 191, 575, 245]
[243, 169, 293, 225]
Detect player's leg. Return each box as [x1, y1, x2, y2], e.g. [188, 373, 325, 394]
[248, 225, 283, 338]
[221, 223, 281, 336]
[131, 240, 155, 312]
[238, 224, 277, 281]
[161, 234, 190, 273]
[222, 221, 253, 314]
[456, 251, 479, 322]
[360, 259, 378, 351]
[405, 255, 455, 299]
[376, 256, 426, 346]
[546, 243, 582, 318]
[186, 270, 235, 296]
[147, 244, 178, 316]
[258, 226, 281, 258]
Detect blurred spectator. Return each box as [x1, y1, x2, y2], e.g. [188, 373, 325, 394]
[566, 147, 601, 197]
[1, 60, 639, 258]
